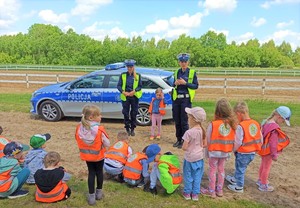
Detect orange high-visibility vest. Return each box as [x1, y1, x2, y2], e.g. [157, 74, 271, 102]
[0, 167, 14, 193]
[35, 181, 69, 203]
[75, 124, 109, 162]
[105, 141, 129, 165]
[123, 152, 147, 180]
[258, 128, 290, 156]
[148, 98, 166, 116]
[0, 136, 10, 158]
[158, 161, 182, 185]
[208, 120, 235, 153]
[237, 119, 262, 153]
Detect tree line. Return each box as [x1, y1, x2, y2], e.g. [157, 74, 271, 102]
[0, 23, 299, 68]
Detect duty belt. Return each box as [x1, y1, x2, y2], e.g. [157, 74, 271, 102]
[177, 94, 189, 98]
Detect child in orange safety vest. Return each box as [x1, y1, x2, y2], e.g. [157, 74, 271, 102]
[75, 104, 110, 206]
[104, 131, 132, 182]
[34, 151, 71, 203]
[201, 98, 237, 198]
[148, 88, 166, 140]
[0, 126, 10, 158]
[0, 141, 30, 199]
[256, 106, 291, 192]
[226, 101, 263, 193]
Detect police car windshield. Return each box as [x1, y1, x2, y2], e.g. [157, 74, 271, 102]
[163, 75, 174, 87]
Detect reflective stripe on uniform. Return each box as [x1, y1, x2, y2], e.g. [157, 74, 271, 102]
[79, 149, 100, 155]
[170, 173, 181, 177]
[123, 166, 142, 174]
[36, 187, 64, 199]
[241, 139, 261, 146]
[210, 140, 234, 145]
[107, 151, 127, 159]
[0, 177, 13, 186]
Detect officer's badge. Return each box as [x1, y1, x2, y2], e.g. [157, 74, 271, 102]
[249, 124, 258, 137]
[218, 123, 231, 136]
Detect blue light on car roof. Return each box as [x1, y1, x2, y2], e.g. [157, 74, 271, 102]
[105, 62, 126, 70]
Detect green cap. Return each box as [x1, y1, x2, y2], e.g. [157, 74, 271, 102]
[30, 133, 51, 149]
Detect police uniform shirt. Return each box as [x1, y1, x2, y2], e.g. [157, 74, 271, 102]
[117, 72, 142, 93]
[174, 68, 199, 94]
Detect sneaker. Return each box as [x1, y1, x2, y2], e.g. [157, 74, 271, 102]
[149, 136, 155, 141]
[191, 194, 199, 201]
[216, 189, 223, 197]
[137, 180, 145, 188]
[182, 192, 191, 200]
[200, 188, 216, 198]
[95, 189, 104, 200]
[156, 135, 161, 140]
[227, 184, 244, 193]
[258, 184, 274, 192]
[256, 180, 261, 187]
[8, 189, 29, 199]
[225, 175, 237, 185]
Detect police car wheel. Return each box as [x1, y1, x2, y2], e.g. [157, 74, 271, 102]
[39, 100, 63, 122]
[136, 104, 151, 126]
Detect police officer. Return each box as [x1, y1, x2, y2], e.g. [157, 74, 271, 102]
[172, 53, 198, 148]
[117, 59, 142, 136]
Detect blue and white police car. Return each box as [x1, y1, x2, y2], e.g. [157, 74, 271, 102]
[30, 63, 174, 126]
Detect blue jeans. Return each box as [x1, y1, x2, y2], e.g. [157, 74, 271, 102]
[183, 159, 204, 195]
[234, 153, 255, 187]
[14, 168, 30, 193]
[150, 163, 160, 188]
[104, 163, 123, 175]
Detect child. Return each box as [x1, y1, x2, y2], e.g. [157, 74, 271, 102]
[226, 101, 263, 193]
[148, 88, 166, 140]
[145, 151, 182, 196]
[75, 104, 110, 205]
[24, 133, 51, 184]
[256, 106, 291, 192]
[0, 126, 10, 158]
[182, 107, 206, 201]
[201, 98, 237, 198]
[104, 131, 132, 182]
[123, 144, 161, 187]
[34, 151, 71, 203]
[0, 141, 30, 199]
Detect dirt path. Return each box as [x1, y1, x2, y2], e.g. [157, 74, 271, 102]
[0, 112, 299, 207]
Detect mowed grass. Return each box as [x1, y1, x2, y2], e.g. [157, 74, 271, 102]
[0, 178, 271, 208]
[0, 93, 299, 125]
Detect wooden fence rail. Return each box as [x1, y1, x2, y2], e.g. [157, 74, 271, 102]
[1, 73, 300, 94]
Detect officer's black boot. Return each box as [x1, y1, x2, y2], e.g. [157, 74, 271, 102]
[130, 129, 135, 136]
[177, 140, 184, 149]
[126, 129, 131, 136]
[173, 139, 181, 147]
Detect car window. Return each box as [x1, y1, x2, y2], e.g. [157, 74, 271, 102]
[163, 75, 174, 87]
[107, 75, 120, 88]
[71, 75, 104, 89]
[141, 77, 160, 89]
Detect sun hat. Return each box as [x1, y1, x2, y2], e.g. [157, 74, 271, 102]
[124, 59, 136, 67]
[3, 141, 30, 157]
[145, 144, 161, 163]
[177, 53, 190, 62]
[185, 107, 206, 122]
[276, 106, 291, 126]
[30, 133, 51, 149]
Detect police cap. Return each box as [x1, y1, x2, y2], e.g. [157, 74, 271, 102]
[177, 53, 190, 62]
[124, 59, 136, 67]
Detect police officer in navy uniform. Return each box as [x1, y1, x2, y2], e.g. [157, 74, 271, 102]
[172, 53, 198, 148]
[117, 59, 142, 136]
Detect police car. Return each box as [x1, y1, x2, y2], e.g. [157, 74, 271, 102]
[30, 63, 174, 126]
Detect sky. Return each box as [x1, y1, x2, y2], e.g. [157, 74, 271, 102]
[0, 0, 300, 50]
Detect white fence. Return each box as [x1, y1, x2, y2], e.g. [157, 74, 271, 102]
[1, 73, 300, 95]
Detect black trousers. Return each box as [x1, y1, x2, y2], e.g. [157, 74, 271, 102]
[86, 160, 104, 194]
[122, 96, 139, 130]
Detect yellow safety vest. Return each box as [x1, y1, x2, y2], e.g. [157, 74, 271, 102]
[120, 73, 142, 101]
[172, 69, 196, 102]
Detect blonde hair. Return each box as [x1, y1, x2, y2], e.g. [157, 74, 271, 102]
[117, 131, 128, 141]
[261, 110, 280, 125]
[214, 98, 237, 130]
[188, 115, 206, 144]
[155, 88, 163, 94]
[44, 151, 61, 168]
[81, 104, 101, 129]
[234, 101, 249, 114]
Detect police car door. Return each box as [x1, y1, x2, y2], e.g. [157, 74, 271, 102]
[61, 75, 104, 116]
[101, 75, 122, 119]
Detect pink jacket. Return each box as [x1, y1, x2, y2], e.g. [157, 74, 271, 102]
[261, 122, 281, 160]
